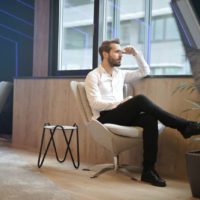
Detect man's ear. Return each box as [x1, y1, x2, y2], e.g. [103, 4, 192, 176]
[102, 51, 108, 59]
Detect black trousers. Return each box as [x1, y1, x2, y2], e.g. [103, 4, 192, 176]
[97, 94, 188, 170]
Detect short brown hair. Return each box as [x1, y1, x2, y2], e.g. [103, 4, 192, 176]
[99, 38, 120, 61]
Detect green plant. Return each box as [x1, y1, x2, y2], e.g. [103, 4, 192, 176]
[173, 82, 200, 117]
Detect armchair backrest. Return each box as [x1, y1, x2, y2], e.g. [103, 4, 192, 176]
[70, 81, 134, 125]
[0, 81, 13, 114]
[70, 81, 93, 125]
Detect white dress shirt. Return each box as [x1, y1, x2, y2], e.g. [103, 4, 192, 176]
[85, 52, 150, 119]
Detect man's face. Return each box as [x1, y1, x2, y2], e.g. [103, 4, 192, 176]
[106, 43, 123, 67]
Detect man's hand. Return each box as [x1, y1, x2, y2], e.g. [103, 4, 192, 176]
[122, 45, 138, 56]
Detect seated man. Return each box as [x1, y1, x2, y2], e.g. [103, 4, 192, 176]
[85, 38, 200, 187]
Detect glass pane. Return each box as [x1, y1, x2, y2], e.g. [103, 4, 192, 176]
[165, 16, 180, 40]
[151, 0, 191, 75]
[120, 0, 145, 69]
[65, 0, 93, 8]
[107, 0, 145, 69]
[153, 18, 164, 41]
[58, 0, 94, 71]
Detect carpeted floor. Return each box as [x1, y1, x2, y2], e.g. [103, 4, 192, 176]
[0, 141, 197, 200]
[0, 144, 70, 200]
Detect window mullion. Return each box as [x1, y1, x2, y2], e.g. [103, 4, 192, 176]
[97, 0, 108, 65]
[99, 0, 108, 43]
[58, 0, 64, 71]
[144, 0, 152, 65]
[112, 0, 120, 38]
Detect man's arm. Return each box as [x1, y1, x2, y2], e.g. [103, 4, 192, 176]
[122, 47, 150, 83]
[85, 72, 121, 112]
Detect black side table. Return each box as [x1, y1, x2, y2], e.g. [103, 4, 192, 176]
[37, 123, 80, 169]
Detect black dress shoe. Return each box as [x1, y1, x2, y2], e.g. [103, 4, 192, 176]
[141, 169, 166, 187]
[181, 121, 200, 139]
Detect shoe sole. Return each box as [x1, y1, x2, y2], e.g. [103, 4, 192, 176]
[141, 178, 166, 187]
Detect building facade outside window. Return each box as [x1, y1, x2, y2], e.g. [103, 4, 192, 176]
[58, 0, 94, 71]
[118, 0, 145, 69]
[150, 0, 190, 75]
[57, 0, 191, 76]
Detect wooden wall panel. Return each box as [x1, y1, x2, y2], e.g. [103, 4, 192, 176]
[32, 0, 50, 77]
[12, 78, 200, 179]
[12, 79, 112, 163]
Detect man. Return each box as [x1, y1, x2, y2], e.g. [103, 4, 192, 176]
[85, 38, 200, 187]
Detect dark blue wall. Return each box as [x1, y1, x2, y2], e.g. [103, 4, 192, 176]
[0, 0, 34, 81]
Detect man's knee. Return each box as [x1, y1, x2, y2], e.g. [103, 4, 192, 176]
[134, 94, 148, 100]
[133, 94, 149, 104]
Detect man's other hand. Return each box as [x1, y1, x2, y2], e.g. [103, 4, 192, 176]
[122, 45, 138, 56]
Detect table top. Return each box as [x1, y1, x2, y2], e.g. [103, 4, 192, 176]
[44, 125, 77, 130]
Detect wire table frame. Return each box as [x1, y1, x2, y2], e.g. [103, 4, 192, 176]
[37, 123, 80, 169]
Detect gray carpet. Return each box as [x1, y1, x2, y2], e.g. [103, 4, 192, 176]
[0, 145, 70, 200]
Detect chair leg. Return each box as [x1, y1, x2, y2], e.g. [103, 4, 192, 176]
[119, 164, 141, 173]
[83, 155, 141, 179]
[90, 165, 114, 178]
[114, 156, 119, 171]
[118, 167, 140, 180]
[83, 163, 114, 178]
[114, 156, 140, 179]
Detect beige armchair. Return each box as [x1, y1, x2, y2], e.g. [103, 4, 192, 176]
[70, 81, 165, 178]
[0, 81, 13, 114]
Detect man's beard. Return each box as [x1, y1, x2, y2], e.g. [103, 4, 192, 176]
[108, 57, 121, 67]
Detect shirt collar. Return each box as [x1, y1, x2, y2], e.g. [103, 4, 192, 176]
[98, 64, 119, 76]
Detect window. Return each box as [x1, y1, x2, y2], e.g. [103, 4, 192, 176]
[64, 26, 93, 49]
[151, 0, 190, 75]
[120, 21, 131, 46]
[117, 0, 145, 69]
[165, 17, 180, 40]
[106, 0, 145, 69]
[57, 0, 94, 72]
[53, 0, 191, 76]
[153, 17, 164, 41]
[138, 20, 145, 43]
[139, 15, 180, 43]
[64, 0, 94, 8]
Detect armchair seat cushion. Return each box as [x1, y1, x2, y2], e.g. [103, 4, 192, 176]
[104, 122, 165, 138]
[104, 124, 143, 138]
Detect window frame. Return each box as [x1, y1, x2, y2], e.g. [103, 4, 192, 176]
[48, 0, 192, 77]
[48, 0, 99, 77]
